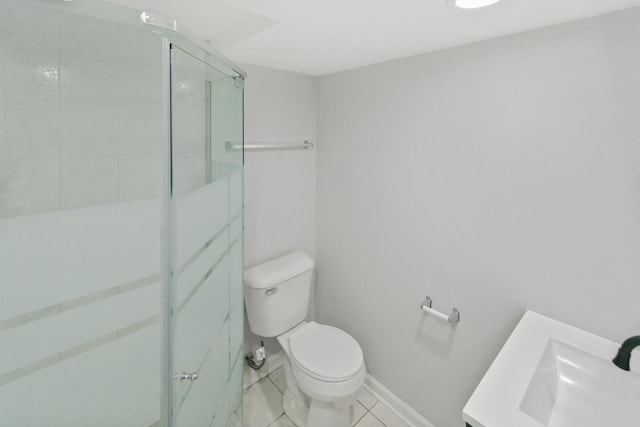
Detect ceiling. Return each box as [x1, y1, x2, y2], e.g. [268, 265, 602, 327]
[110, 0, 640, 75]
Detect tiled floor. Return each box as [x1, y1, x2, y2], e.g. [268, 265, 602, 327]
[243, 363, 411, 427]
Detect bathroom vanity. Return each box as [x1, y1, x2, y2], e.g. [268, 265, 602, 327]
[463, 311, 640, 427]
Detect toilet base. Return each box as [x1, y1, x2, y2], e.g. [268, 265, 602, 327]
[283, 390, 353, 427]
[307, 399, 351, 427]
[283, 389, 308, 427]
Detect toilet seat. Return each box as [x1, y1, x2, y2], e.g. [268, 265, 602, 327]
[289, 322, 364, 383]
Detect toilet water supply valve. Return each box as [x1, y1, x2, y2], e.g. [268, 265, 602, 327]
[246, 340, 266, 371]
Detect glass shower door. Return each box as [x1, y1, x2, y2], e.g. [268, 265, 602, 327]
[0, 1, 166, 425]
[170, 45, 244, 427]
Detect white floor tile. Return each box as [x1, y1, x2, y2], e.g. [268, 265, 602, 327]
[356, 387, 379, 410]
[267, 414, 297, 427]
[243, 365, 269, 390]
[243, 378, 284, 427]
[226, 412, 242, 427]
[241, 355, 416, 427]
[354, 413, 386, 427]
[370, 401, 409, 427]
[351, 400, 368, 426]
[268, 366, 286, 394]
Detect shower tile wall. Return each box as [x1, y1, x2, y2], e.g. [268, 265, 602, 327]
[171, 49, 207, 197]
[0, 5, 207, 218]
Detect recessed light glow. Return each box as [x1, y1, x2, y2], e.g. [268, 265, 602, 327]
[449, 0, 503, 9]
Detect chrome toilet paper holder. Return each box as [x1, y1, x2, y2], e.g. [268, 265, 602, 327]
[420, 296, 460, 323]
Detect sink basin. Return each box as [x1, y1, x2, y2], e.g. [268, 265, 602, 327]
[520, 338, 640, 427]
[463, 311, 640, 427]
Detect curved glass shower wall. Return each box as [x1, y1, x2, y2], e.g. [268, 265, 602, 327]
[0, 0, 244, 426]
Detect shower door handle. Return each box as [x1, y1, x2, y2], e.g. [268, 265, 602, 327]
[175, 371, 199, 381]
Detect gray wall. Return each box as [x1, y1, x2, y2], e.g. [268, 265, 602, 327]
[316, 8, 640, 427]
[242, 64, 317, 354]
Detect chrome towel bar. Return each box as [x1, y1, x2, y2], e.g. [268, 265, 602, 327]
[226, 140, 314, 151]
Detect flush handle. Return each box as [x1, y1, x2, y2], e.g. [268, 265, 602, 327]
[265, 287, 278, 296]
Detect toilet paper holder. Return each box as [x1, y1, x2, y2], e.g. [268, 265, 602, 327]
[420, 296, 460, 323]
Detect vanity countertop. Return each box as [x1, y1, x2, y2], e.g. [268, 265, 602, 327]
[462, 311, 639, 427]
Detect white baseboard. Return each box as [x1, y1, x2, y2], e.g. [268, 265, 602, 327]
[364, 374, 436, 427]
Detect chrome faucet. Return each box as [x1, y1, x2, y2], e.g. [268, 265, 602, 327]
[612, 336, 640, 371]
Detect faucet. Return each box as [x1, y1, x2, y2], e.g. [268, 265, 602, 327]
[612, 336, 640, 371]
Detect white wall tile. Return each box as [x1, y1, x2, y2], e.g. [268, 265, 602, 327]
[1, 2, 50, 39]
[0, 47, 5, 103]
[60, 156, 117, 209]
[173, 152, 205, 196]
[61, 98, 117, 156]
[118, 102, 163, 155]
[210, 77, 243, 167]
[59, 14, 117, 99]
[3, 6, 59, 103]
[0, 157, 59, 218]
[118, 154, 162, 202]
[117, 26, 162, 104]
[229, 169, 243, 218]
[0, 105, 4, 142]
[4, 97, 59, 158]
[173, 103, 205, 153]
[171, 52, 206, 106]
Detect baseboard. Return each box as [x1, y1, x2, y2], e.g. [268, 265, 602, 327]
[364, 374, 436, 427]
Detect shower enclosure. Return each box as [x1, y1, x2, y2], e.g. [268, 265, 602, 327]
[0, 0, 244, 425]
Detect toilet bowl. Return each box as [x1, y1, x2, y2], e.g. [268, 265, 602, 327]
[277, 321, 366, 426]
[244, 251, 367, 427]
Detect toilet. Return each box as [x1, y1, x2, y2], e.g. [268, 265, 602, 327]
[244, 250, 366, 427]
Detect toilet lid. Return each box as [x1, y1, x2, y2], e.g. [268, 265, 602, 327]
[289, 322, 363, 382]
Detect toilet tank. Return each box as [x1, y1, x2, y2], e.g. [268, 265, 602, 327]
[244, 250, 314, 337]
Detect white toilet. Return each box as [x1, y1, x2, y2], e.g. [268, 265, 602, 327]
[244, 250, 366, 427]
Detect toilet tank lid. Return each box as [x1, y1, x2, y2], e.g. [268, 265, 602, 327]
[244, 250, 314, 289]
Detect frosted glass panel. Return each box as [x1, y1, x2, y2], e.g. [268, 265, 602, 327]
[0, 0, 164, 425]
[170, 45, 244, 427]
[0, 1, 244, 426]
